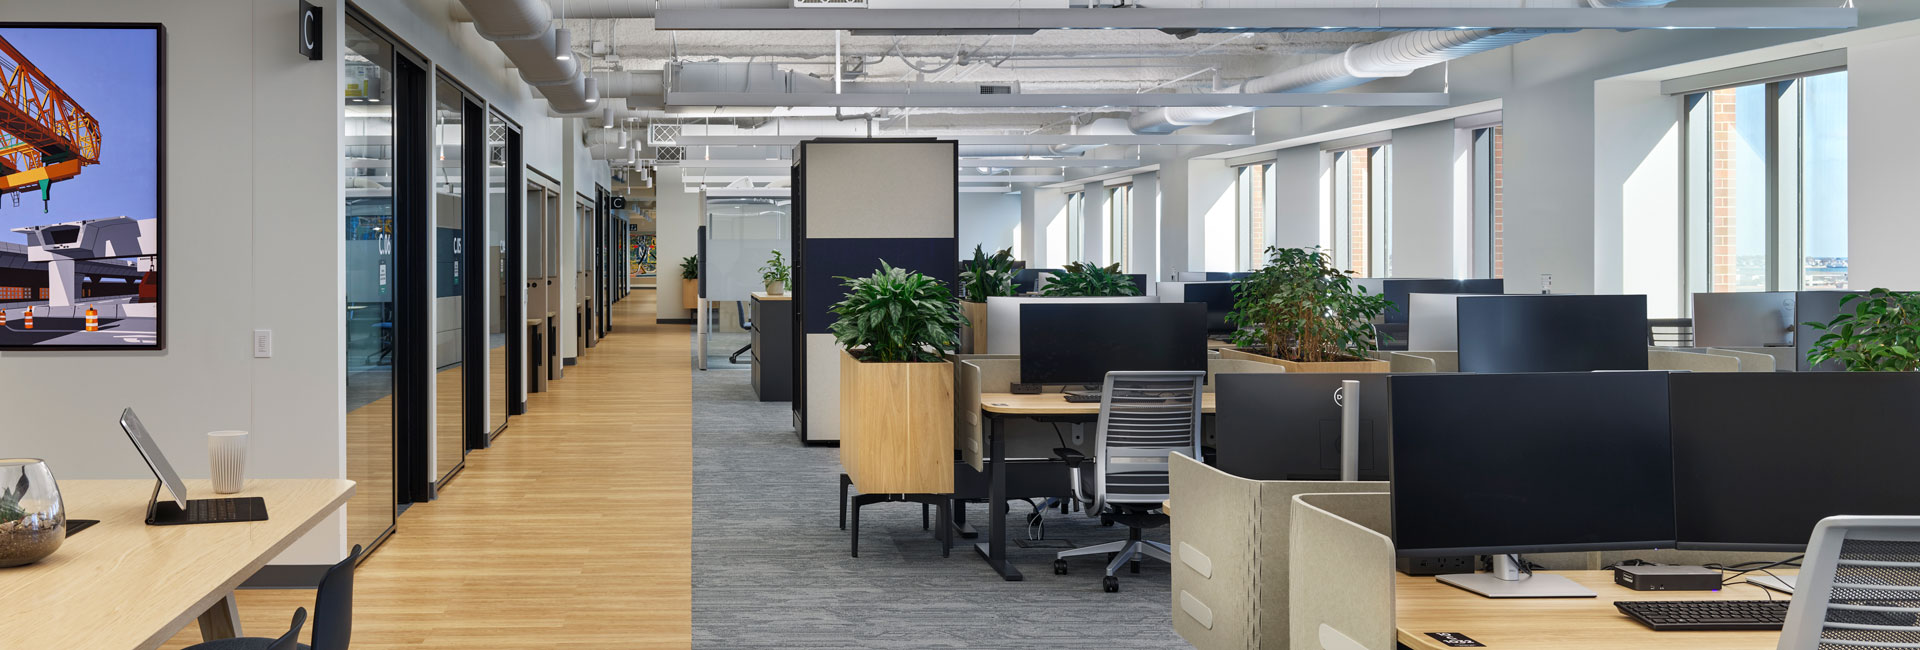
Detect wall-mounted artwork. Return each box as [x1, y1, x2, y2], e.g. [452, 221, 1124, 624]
[631, 230, 656, 277]
[0, 24, 165, 350]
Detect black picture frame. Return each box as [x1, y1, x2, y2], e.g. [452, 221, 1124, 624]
[0, 22, 166, 351]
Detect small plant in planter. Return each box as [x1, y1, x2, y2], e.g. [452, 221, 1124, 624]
[831, 261, 966, 495]
[680, 255, 699, 281]
[1805, 288, 1920, 372]
[1038, 261, 1139, 297]
[957, 245, 1018, 353]
[1226, 246, 1393, 368]
[679, 255, 700, 311]
[759, 250, 792, 296]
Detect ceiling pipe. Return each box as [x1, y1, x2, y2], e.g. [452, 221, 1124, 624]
[457, 0, 595, 113]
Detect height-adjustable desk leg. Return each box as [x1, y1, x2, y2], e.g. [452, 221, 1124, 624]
[974, 412, 1023, 581]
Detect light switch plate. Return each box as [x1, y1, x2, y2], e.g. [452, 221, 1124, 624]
[253, 329, 272, 358]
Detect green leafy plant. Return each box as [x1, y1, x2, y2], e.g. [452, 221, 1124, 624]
[1805, 288, 1920, 372]
[679, 255, 699, 281]
[759, 250, 791, 286]
[959, 245, 1018, 303]
[1227, 246, 1394, 362]
[829, 261, 967, 363]
[1, 473, 28, 522]
[1037, 261, 1140, 297]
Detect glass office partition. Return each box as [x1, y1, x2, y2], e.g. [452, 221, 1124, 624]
[342, 14, 399, 553]
[432, 76, 465, 483]
[703, 196, 790, 303]
[485, 112, 511, 438]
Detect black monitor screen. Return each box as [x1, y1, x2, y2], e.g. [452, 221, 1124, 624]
[1020, 302, 1207, 386]
[1215, 373, 1392, 481]
[1673, 372, 1920, 551]
[1382, 279, 1505, 324]
[1012, 268, 1061, 294]
[1390, 372, 1676, 556]
[1181, 282, 1237, 334]
[1456, 294, 1649, 373]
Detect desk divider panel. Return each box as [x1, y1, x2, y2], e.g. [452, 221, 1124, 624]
[791, 138, 958, 444]
[1647, 348, 1742, 372]
[1701, 347, 1779, 372]
[1168, 453, 1386, 650]
[1289, 492, 1396, 650]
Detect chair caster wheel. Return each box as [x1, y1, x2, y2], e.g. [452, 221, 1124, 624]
[1103, 576, 1120, 593]
[1053, 559, 1069, 575]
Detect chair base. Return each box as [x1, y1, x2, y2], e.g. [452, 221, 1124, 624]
[1054, 524, 1171, 592]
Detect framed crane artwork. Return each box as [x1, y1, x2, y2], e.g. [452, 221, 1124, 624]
[0, 23, 164, 350]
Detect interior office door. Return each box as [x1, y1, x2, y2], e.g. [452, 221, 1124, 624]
[547, 190, 562, 380]
[341, 9, 411, 549]
[429, 73, 471, 488]
[522, 178, 548, 396]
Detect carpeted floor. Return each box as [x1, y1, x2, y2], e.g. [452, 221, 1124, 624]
[691, 356, 1187, 649]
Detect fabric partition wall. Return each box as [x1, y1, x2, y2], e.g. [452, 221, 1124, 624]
[792, 138, 959, 444]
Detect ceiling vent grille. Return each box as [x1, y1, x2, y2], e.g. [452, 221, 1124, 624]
[980, 85, 1013, 95]
[654, 146, 686, 164]
[648, 123, 682, 147]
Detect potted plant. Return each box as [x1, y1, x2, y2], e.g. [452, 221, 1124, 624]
[760, 250, 792, 296]
[680, 255, 699, 311]
[958, 245, 1018, 353]
[831, 261, 966, 495]
[1223, 246, 1394, 373]
[1037, 261, 1140, 297]
[1805, 288, 1920, 372]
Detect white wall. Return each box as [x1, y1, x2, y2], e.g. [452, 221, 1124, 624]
[1387, 122, 1458, 278]
[655, 168, 700, 321]
[958, 191, 1022, 255]
[1846, 32, 1920, 291]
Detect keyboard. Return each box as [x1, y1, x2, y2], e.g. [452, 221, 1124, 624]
[1062, 393, 1102, 403]
[148, 496, 269, 525]
[1616, 600, 1790, 631]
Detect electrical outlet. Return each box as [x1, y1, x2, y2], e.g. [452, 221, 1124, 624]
[253, 329, 272, 358]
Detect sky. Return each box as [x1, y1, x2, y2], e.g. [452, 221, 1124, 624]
[0, 27, 159, 245]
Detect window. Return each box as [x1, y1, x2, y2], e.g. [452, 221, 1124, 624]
[1236, 162, 1272, 270]
[1065, 191, 1085, 263]
[1471, 126, 1505, 279]
[1329, 145, 1390, 277]
[1684, 69, 1848, 294]
[1106, 184, 1131, 271]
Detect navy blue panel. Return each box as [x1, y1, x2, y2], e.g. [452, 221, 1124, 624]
[801, 237, 957, 334]
[436, 227, 463, 298]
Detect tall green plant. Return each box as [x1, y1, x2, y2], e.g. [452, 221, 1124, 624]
[1227, 246, 1393, 362]
[959, 245, 1018, 303]
[829, 261, 967, 363]
[759, 250, 791, 285]
[1805, 288, 1920, 371]
[1038, 261, 1139, 297]
[679, 255, 699, 281]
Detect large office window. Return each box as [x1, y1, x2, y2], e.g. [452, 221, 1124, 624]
[1684, 69, 1847, 293]
[1065, 191, 1085, 263]
[1106, 183, 1131, 271]
[1329, 145, 1390, 277]
[1236, 162, 1272, 271]
[1470, 126, 1505, 279]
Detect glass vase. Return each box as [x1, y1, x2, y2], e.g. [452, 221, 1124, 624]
[0, 459, 65, 568]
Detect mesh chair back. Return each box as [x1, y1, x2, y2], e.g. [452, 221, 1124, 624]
[1094, 371, 1205, 510]
[1779, 516, 1920, 650]
[1648, 318, 1694, 347]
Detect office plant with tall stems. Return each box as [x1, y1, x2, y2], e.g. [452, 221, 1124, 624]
[831, 261, 965, 497]
[958, 245, 1017, 353]
[1225, 246, 1392, 371]
[1806, 288, 1920, 372]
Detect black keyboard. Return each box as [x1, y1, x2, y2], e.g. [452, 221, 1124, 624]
[1062, 393, 1102, 403]
[1616, 600, 1790, 631]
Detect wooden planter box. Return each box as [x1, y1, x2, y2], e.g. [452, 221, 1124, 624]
[958, 301, 989, 354]
[839, 350, 954, 494]
[1219, 347, 1390, 374]
[681, 278, 699, 311]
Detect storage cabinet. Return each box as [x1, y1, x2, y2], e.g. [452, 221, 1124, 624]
[751, 292, 793, 401]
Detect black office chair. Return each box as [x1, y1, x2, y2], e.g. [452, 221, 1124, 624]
[728, 301, 752, 364]
[183, 545, 359, 650]
[1052, 371, 1204, 593]
[1647, 317, 1694, 348]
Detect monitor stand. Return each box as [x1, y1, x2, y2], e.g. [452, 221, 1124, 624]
[1747, 574, 1796, 594]
[1437, 555, 1597, 598]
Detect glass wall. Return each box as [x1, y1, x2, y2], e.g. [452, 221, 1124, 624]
[485, 112, 509, 437]
[1329, 145, 1389, 277]
[1471, 126, 1505, 279]
[1065, 191, 1085, 263]
[1235, 162, 1272, 271]
[1684, 70, 1848, 294]
[1105, 184, 1131, 271]
[341, 14, 397, 553]
[432, 76, 465, 483]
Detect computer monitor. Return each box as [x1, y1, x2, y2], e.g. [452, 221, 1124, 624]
[1019, 302, 1207, 386]
[1382, 279, 1505, 324]
[1795, 290, 1866, 371]
[1174, 282, 1236, 334]
[120, 408, 189, 510]
[1124, 273, 1149, 296]
[1672, 372, 1920, 552]
[1173, 271, 1211, 282]
[1012, 268, 1060, 294]
[1455, 294, 1649, 373]
[1214, 373, 1391, 481]
[1691, 291, 1796, 348]
[1391, 372, 1674, 596]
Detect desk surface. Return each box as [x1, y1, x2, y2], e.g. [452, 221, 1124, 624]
[750, 292, 791, 301]
[980, 392, 1217, 415]
[1, 479, 354, 650]
[1396, 570, 1794, 650]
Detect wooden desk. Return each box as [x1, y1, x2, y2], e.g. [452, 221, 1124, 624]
[1396, 570, 1794, 650]
[1, 479, 354, 649]
[973, 392, 1213, 580]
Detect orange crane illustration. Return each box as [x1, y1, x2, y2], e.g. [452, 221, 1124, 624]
[0, 34, 101, 212]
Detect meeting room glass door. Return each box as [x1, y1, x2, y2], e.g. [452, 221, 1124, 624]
[431, 75, 469, 486]
[484, 110, 521, 441]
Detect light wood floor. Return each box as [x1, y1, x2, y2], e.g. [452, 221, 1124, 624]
[163, 289, 691, 649]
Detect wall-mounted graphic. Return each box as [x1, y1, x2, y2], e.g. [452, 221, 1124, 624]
[631, 230, 656, 277]
[0, 24, 164, 350]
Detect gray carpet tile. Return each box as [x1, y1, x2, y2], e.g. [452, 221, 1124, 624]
[692, 362, 1189, 649]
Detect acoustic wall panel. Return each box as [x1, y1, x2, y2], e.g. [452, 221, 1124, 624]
[792, 139, 958, 444]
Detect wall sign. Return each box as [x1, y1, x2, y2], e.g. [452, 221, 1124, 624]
[298, 1, 322, 61]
